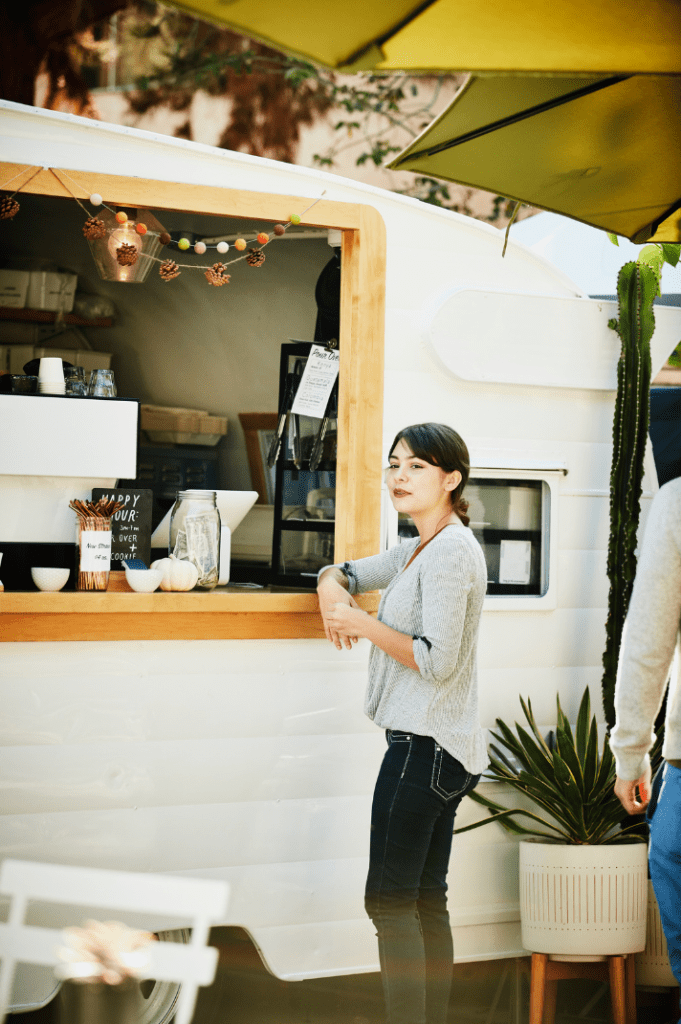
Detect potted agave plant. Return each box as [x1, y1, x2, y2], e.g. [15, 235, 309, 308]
[455, 687, 648, 955]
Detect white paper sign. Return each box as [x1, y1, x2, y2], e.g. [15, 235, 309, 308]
[499, 539, 531, 585]
[290, 345, 340, 419]
[80, 530, 112, 571]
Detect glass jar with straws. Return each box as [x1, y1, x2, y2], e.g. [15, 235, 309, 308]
[69, 498, 124, 591]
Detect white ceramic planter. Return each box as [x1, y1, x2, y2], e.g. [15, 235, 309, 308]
[635, 880, 678, 987]
[519, 840, 648, 955]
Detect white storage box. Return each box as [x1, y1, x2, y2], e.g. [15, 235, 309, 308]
[34, 346, 112, 374]
[26, 271, 78, 312]
[0, 269, 29, 308]
[8, 346, 113, 374]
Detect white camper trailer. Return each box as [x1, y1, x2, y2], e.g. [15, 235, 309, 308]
[1, 100, 680, 1020]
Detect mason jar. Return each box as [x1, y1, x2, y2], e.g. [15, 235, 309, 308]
[168, 489, 221, 589]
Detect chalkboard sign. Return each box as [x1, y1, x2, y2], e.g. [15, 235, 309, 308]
[91, 488, 153, 570]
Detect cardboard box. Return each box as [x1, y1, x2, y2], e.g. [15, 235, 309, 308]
[140, 404, 228, 446]
[0, 269, 29, 308]
[26, 271, 78, 312]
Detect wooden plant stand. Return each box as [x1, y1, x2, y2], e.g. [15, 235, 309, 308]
[528, 952, 636, 1024]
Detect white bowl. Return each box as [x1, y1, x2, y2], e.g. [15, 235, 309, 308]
[31, 567, 70, 592]
[124, 567, 164, 593]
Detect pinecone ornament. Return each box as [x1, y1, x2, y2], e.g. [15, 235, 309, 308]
[245, 248, 266, 267]
[82, 216, 107, 240]
[116, 243, 138, 267]
[204, 262, 230, 286]
[159, 259, 180, 282]
[0, 194, 20, 220]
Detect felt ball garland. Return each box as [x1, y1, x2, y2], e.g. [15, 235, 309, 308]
[1, 166, 327, 290]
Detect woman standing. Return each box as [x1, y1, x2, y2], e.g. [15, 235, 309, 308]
[317, 422, 488, 1024]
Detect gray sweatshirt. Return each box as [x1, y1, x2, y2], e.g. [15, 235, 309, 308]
[330, 523, 489, 775]
[610, 478, 681, 780]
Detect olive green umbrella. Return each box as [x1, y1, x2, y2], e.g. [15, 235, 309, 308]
[386, 73, 681, 242]
[164, 0, 681, 74]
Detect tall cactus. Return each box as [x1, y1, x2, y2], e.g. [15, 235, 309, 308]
[601, 260, 658, 728]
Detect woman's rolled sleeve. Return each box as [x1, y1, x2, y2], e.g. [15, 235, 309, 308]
[412, 543, 471, 683]
[319, 545, 409, 595]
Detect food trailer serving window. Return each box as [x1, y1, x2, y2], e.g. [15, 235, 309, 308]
[392, 467, 562, 608]
[467, 478, 547, 596]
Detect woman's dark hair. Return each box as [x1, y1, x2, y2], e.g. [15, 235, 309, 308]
[389, 422, 471, 527]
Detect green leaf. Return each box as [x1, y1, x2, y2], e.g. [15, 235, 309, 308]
[637, 245, 664, 295]
[552, 751, 587, 826]
[575, 688, 591, 764]
[491, 719, 536, 771]
[661, 243, 681, 268]
[454, 800, 570, 841]
[515, 725, 556, 781]
[520, 696, 551, 753]
[581, 718, 601, 800]
[607, 232, 620, 246]
[555, 726, 584, 792]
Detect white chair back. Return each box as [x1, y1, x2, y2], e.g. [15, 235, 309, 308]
[0, 859, 229, 1024]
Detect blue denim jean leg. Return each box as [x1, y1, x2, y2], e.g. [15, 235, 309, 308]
[365, 730, 480, 1024]
[648, 762, 681, 1018]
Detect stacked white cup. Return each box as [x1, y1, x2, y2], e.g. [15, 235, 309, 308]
[37, 357, 66, 395]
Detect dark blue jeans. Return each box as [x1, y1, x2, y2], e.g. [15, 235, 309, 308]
[648, 762, 681, 1011]
[365, 730, 481, 1024]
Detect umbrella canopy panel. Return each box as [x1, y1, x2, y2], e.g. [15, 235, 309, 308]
[163, 0, 681, 73]
[388, 74, 681, 242]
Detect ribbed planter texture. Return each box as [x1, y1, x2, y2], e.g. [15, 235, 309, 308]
[635, 880, 677, 987]
[520, 840, 648, 955]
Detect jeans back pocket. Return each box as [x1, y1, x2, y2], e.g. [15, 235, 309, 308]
[431, 745, 478, 802]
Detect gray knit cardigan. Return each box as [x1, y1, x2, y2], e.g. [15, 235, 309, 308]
[327, 523, 489, 775]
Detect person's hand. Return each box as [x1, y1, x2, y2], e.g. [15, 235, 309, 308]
[614, 763, 652, 814]
[325, 602, 369, 649]
[317, 578, 361, 649]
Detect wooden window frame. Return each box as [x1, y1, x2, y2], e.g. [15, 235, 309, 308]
[0, 163, 386, 641]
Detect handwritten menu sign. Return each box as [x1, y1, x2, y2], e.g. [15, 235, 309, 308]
[291, 344, 340, 419]
[91, 488, 153, 569]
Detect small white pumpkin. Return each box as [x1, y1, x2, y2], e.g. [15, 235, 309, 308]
[150, 554, 199, 592]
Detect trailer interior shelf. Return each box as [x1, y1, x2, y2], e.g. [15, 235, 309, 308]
[0, 306, 113, 327]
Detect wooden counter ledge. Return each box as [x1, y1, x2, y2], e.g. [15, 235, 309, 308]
[0, 588, 380, 642]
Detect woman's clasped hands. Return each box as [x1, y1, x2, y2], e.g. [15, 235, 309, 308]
[327, 601, 373, 649]
[318, 579, 368, 650]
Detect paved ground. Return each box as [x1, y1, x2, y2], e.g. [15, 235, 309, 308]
[9, 928, 679, 1024]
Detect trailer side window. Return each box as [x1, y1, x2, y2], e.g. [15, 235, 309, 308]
[396, 477, 550, 597]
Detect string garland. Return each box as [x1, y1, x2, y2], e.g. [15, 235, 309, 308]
[0, 166, 45, 220]
[1, 166, 327, 287]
